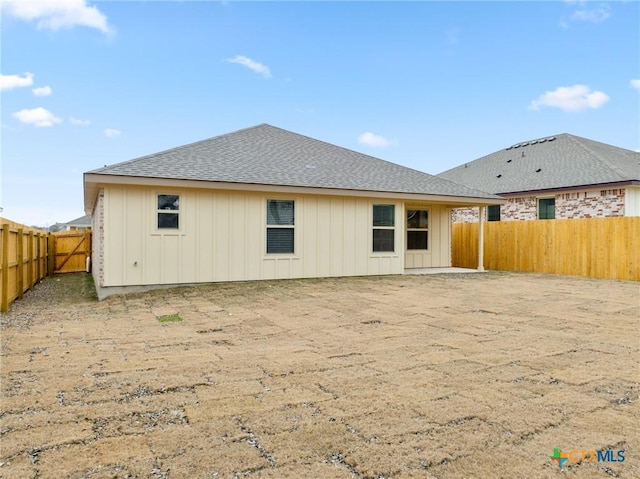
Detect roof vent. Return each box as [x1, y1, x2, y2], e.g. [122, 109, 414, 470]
[521, 142, 529, 147]
[548, 136, 556, 141]
[530, 140, 538, 145]
[507, 159, 512, 163]
[506, 146, 512, 150]
[514, 144, 521, 148]
[496, 174, 502, 178]
[538, 138, 547, 143]
[536, 168, 542, 173]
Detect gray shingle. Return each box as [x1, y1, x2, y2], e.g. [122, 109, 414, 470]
[437, 133, 640, 194]
[88, 124, 499, 200]
[65, 214, 91, 226]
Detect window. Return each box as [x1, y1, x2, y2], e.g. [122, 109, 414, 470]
[487, 205, 501, 222]
[157, 194, 180, 229]
[373, 204, 395, 252]
[267, 199, 295, 254]
[407, 209, 428, 250]
[538, 198, 555, 220]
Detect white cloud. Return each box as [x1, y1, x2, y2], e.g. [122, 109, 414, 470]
[104, 128, 121, 138]
[226, 55, 272, 78]
[0, 72, 34, 91]
[571, 4, 610, 23]
[13, 107, 62, 127]
[69, 117, 90, 126]
[630, 79, 640, 90]
[561, 1, 611, 28]
[358, 132, 393, 148]
[32, 85, 53, 97]
[2, 0, 112, 34]
[529, 84, 609, 112]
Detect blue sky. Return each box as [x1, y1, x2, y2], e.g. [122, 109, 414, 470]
[1, 0, 639, 227]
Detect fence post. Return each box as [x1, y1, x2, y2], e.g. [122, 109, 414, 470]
[47, 234, 55, 276]
[1, 225, 9, 313]
[17, 228, 24, 300]
[36, 233, 41, 282]
[28, 231, 34, 289]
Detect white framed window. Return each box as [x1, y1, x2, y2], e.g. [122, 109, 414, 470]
[373, 204, 395, 252]
[266, 199, 295, 254]
[157, 194, 180, 229]
[407, 209, 428, 250]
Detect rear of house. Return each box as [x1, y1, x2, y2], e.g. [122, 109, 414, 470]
[85, 124, 502, 298]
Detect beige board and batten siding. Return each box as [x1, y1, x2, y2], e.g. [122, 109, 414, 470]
[97, 185, 452, 287]
[404, 204, 451, 269]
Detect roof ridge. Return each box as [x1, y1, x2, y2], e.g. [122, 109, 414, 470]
[251, 124, 449, 179]
[564, 133, 629, 180]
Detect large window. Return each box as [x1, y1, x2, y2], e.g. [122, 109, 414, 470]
[373, 204, 395, 252]
[267, 199, 295, 254]
[487, 205, 501, 222]
[538, 198, 555, 220]
[407, 209, 428, 250]
[157, 194, 180, 229]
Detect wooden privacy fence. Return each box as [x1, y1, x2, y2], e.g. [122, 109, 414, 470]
[452, 217, 640, 281]
[0, 222, 50, 313]
[1, 220, 92, 312]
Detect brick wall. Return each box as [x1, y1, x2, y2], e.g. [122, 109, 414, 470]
[556, 189, 625, 218]
[91, 189, 105, 287]
[451, 206, 480, 223]
[451, 188, 626, 223]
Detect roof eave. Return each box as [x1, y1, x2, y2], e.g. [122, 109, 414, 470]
[496, 180, 640, 197]
[83, 173, 505, 205]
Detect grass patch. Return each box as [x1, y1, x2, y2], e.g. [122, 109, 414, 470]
[156, 314, 183, 323]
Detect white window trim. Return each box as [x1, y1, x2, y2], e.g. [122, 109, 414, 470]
[406, 207, 429, 251]
[265, 198, 296, 255]
[371, 203, 396, 254]
[155, 192, 182, 232]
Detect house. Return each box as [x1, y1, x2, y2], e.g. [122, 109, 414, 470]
[437, 134, 640, 222]
[48, 214, 92, 232]
[63, 214, 92, 231]
[83, 124, 502, 298]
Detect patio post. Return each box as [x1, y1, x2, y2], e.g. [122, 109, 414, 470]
[477, 206, 485, 271]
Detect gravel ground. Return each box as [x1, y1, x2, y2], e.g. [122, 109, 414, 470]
[0, 271, 638, 478]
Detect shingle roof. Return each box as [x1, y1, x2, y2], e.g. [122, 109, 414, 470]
[65, 214, 91, 226]
[437, 133, 640, 195]
[87, 124, 499, 200]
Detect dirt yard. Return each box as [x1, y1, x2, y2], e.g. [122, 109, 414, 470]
[0, 272, 638, 478]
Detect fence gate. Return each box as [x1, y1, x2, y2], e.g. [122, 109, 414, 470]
[52, 230, 92, 273]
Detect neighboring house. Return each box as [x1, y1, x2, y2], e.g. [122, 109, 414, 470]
[48, 222, 66, 233]
[64, 214, 92, 231]
[437, 134, 640, 222]
[83, 124, 502, 298]
[49, 215, 92, 232]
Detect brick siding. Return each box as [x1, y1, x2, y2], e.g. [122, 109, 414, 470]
[91, 189, 105, 287]
[451, 188, 626, 223]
